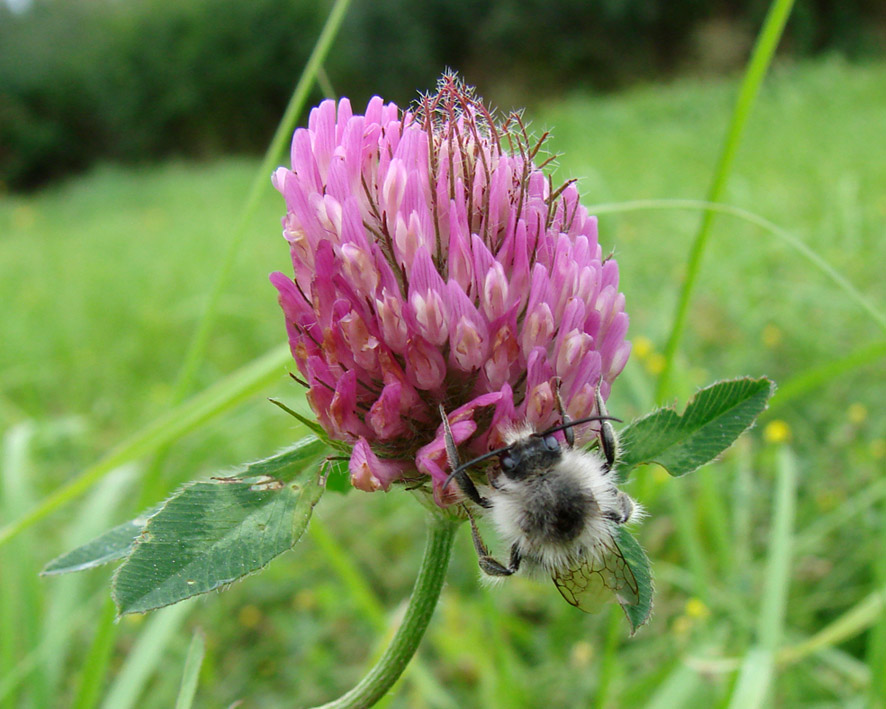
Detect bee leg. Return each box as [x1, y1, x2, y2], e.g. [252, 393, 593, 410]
[467, 507, 518, 576]
[604, 491, 635, 524]
[595, 379, 619, 471]
[508, 544, 522, 572]
[439, 405, 491, 508]
[455, 470, 492, 509]
[554, 376, 574, 448]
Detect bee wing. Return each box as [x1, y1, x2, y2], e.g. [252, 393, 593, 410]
[552, 534, 640, 612]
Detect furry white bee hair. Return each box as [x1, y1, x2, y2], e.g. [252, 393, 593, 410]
[440, 382, 643, 611]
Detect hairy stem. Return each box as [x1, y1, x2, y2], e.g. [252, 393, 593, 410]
[312, 511, 460, 709]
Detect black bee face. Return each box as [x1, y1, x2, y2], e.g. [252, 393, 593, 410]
[499, 434, 562, 480]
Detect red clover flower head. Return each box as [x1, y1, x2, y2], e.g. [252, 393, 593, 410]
[271, 75, 631, 504]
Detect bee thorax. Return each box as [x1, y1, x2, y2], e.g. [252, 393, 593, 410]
[518, 476, 595, 543]
[489, 449, 625, 570]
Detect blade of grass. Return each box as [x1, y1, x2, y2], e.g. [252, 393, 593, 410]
[816, 646, 870, 691]
[0, 343, 291, 549]
[594, 605, 623, 709]
[316, 64, 337, 101]
[0, 426, 125, 707]
[757, 447, 797, 648]
[76, 4, 352, 700]
[99, 602, 192, 709]
[643, 660, 705, 709]
[0, 422, 46, 708]
[777, 585, 886, 666]
[58, 476, 133, 709]
[794, 477, 886, 557]
[42, 465, 136, 698]
[0, 590, 104, 704]
[770, 340, 886, 412]
[727, 648, 775, 709]
[169, 0, 352, 405]
[655, 0, 797, 402]
[309, 518, 387, 628]
[667, 480, 711, 604]
[727, 445, 797, 709]
[29, 6, 353, 705]
[697, 465, 733, 577]
[587, 200, 886, 337]
[309, 518, 457, 709]
[139, 0, 352, 508]
[310, 513, 459, 709]
[730, 438, 753, 577]
[71, 600, 118, 709]
[479, 592, 523, 709]
[729, 440, 755, 642]
[606, 0, 805, 624]
[693, 583, 886, 675]
[175, 629, 206, 709]
[687, 645, 870, 692]
[867, 500, 886, 705]
[0, 424, 27, 709]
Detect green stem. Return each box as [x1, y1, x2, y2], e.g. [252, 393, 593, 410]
[312, 512, 460, 709]
[656, 0, 796, 401]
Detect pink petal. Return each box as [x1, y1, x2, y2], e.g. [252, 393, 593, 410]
[349, 438, 407, 492]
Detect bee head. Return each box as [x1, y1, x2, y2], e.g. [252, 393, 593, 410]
[498, 434, 561, 480]
[443, 414, 621, 491]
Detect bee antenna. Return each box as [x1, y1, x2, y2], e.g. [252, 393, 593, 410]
[442, 445, 513, 490]
[536, 414, 622, 438]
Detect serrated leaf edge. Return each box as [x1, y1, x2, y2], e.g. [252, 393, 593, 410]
[616, 527, 655, 635]
[40, 504, 164, 576]
[618, 376, 776, 478]
[110, 472, 325, 617]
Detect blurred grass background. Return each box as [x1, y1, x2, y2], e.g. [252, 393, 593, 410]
[2, 0, 886, 706]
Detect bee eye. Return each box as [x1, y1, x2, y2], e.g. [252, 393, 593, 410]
[500, 455, 516, 472]
[544, 435, 559, 452]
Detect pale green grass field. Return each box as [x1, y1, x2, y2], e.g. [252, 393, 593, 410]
[1, 56, 885, 707]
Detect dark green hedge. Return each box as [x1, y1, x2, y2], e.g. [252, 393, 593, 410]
[1, 0, 883, 191]
[1, 0, 324, 189]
